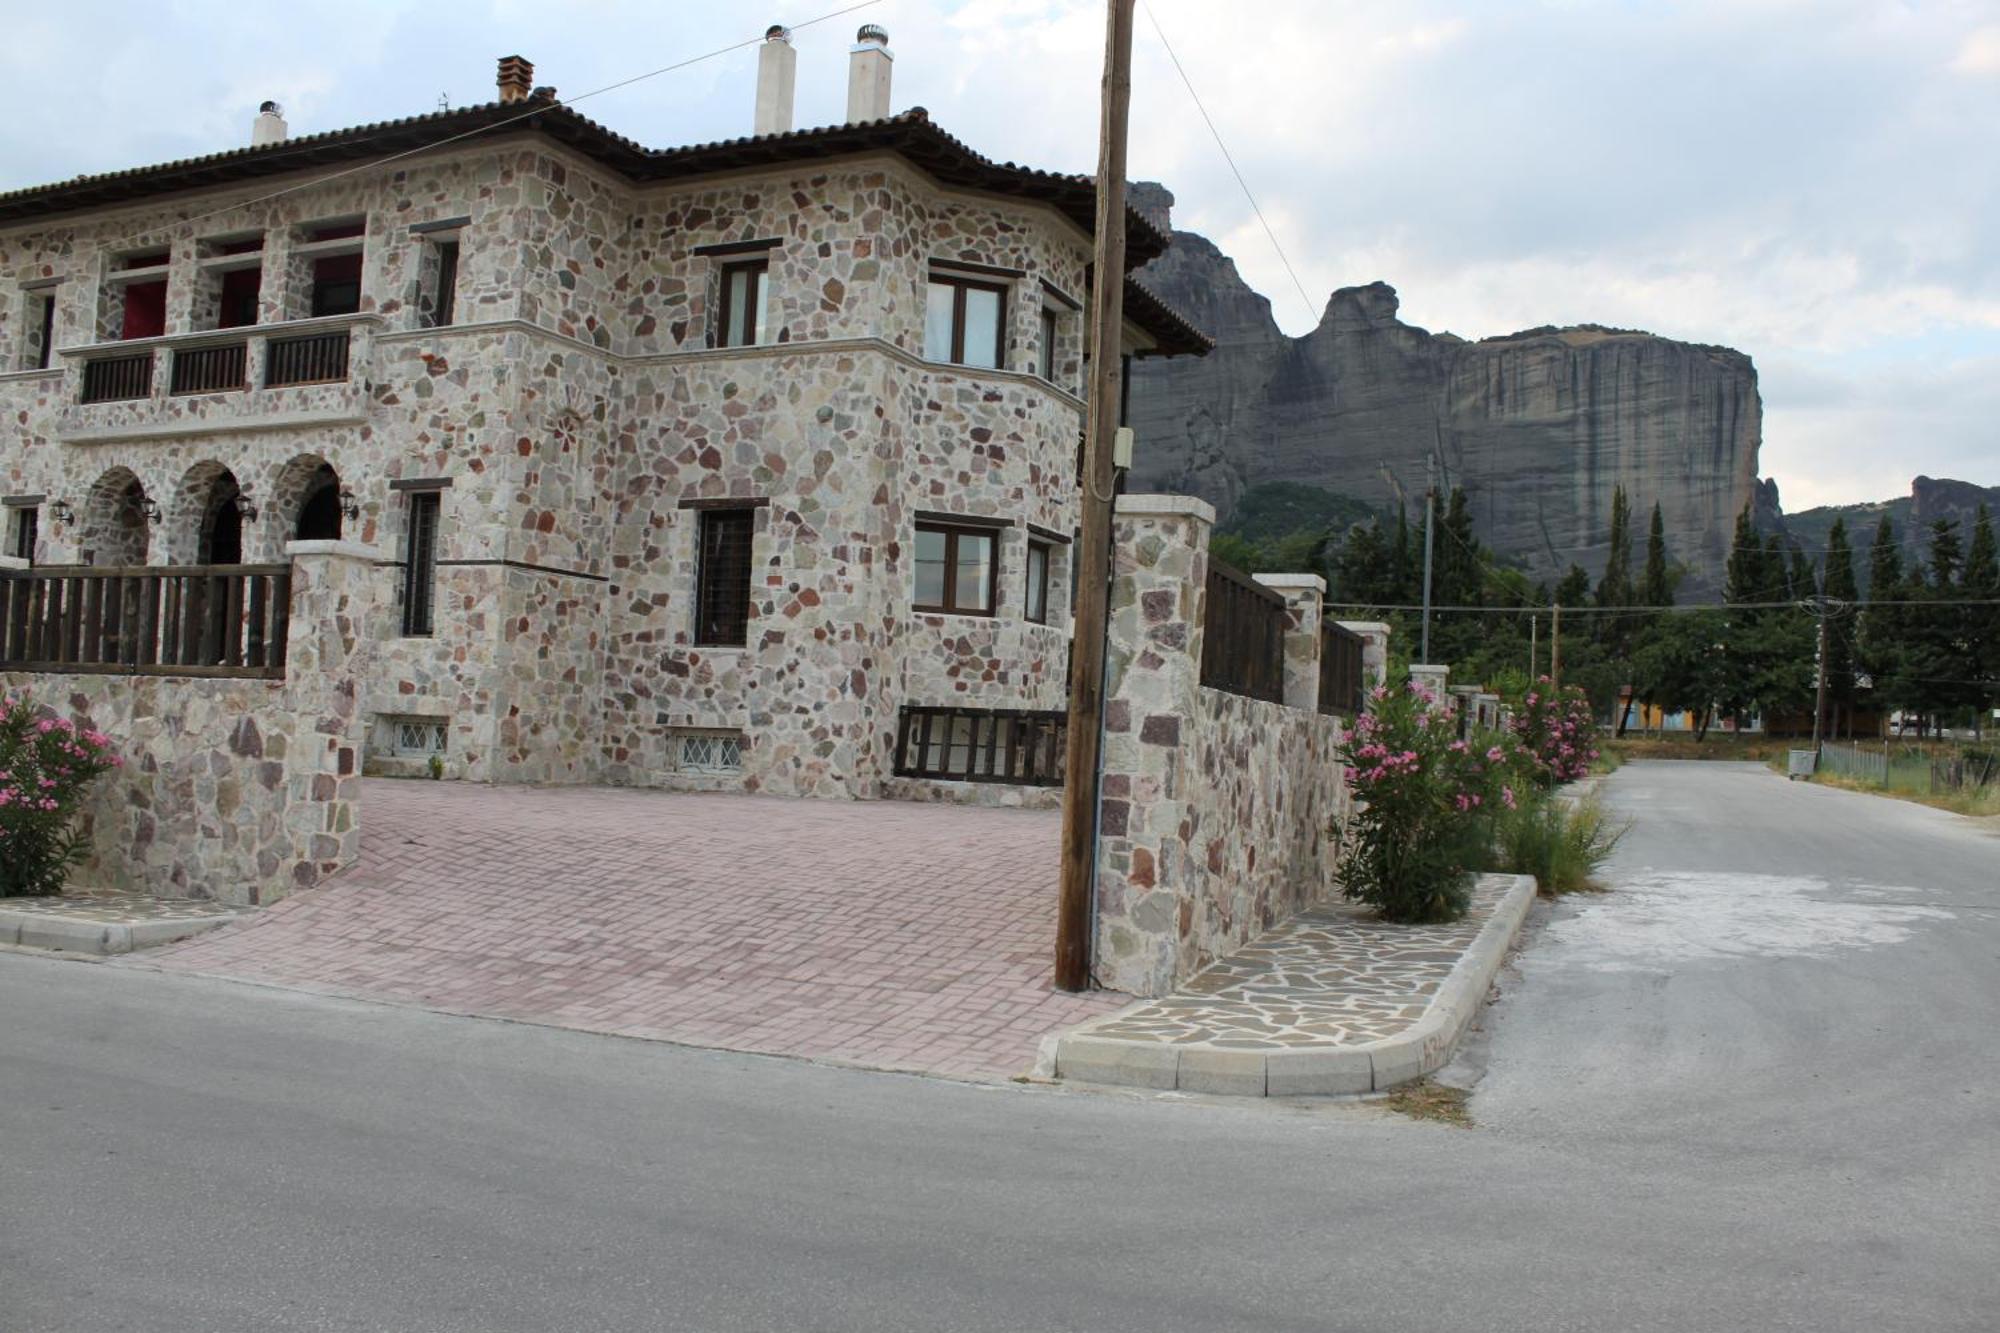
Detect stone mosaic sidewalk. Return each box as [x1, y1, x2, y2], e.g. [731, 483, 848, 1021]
[0, 893, 241, 955]
[1055, 873, 1537, 1097]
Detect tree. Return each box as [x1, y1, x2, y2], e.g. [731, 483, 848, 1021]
[1965, 506, 1999, 734]
[1596, 485, 1633, 612]
[1821, 519, 1859, 735]
[1641, 502, 1672, 607]
[1860, 517, 1911, 730]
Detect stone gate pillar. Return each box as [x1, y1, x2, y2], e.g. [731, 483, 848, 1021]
[1336, 619, 1391, 691]
[1253, 572, 1326, 712]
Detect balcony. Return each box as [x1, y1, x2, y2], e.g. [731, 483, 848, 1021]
[56, 314, 377, 445]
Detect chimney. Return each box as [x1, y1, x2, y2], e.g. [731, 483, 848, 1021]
[846, 24, 893, 123]
[754, 25, 797, 136]
[251, 100, 288, 147]
[497, 54, 535, 105]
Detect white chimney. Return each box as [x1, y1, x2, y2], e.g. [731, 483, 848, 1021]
[754, 25, 796, 136]
[846, 24, 893, 123]
[252, 101, 288, 147]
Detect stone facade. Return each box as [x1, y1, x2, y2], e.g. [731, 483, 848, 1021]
[0, 117, 1191, 809]
[1092, 496, 1366, 998]
[0, 544, 375, 904]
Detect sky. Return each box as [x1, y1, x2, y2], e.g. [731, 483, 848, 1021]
[2, 0, 1994, 510]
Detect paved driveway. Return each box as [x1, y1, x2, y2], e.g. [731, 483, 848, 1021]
[139, 780, 1121, 1079]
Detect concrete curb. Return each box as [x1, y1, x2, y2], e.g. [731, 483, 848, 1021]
[1053, 873, 1538, 1097]
[0, 907, 237, 956]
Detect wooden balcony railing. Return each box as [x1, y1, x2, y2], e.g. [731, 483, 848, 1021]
[169, 341, 247, 395]
[1319, 620, 1366, 718]
[79, 353, 153, 404]
[1198, 558, 1286, 704]
[893, 706, 1067, 787]
[0, 565, 291, 678]
[265, 330, 350, 387]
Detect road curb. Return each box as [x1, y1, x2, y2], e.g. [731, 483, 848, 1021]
[1053, 873, 1538, 1097]
[0, 907, 237, 956]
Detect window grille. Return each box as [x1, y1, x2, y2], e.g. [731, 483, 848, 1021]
[673, 730, 744, 774]
[694, 507, 755, 645]
[384, 716, 449, 756]
[402, 490, 441, 637]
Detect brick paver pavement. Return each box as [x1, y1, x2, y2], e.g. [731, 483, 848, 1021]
[135, 781, 1125, 1079]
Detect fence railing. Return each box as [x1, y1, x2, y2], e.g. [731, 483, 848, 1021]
[79, 353, 153, 403]
[265, 330, 350, 388]
[170, 341, 247, 395]
[0, 565, 291, 678]
[1818, 742, 1888, 785]
[1199, 558, 1286, 704]
[1319, 620, 1365, 716]
[1931, 750, 1998, 793]
[892, 706, 1067, 787]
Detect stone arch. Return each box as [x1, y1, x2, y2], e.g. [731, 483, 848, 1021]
[79, 467, 151, 566]
[273, 453, 344, 545]
[169, 460, 245, 565]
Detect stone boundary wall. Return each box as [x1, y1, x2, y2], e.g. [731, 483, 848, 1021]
[0, 544, 376, 905]
[1093, 496, 1365, 998]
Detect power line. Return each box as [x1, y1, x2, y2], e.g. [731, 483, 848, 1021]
[97, 2, 885, 251]
[1325, 597, 2000, 615]
[1139, 0, 1319, 325]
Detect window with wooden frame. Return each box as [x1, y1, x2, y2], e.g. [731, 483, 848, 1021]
[400, 490, 441, 637]
[714, 258, 768, 349]
[22, 289, 56, 370]
[915, 520, 1000, 616]
[423, 239, 460, 328]
[694, 506, 756, 646]
[923, 273, 1006, 369]
[1025, 537, 1054, 625]
[8, 504, 37, 564]
[1037, 306, 1059, 381]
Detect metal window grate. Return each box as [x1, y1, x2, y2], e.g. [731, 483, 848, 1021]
[674, 730, 743, 774]
[385, 717, 449, 756]
[694, 508, 754, 646]
[401, 491, 441, 636]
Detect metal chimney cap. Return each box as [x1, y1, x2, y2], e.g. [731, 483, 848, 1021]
[258, 100, 282, 116]
[764, 24, 790, 42]
[855, 23, 889, 45]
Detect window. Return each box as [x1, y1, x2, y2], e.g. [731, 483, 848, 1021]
[423, 240, 460, 328]
[714, 258, 767, 348]
[383, 716, 449, 757]
[8, 505, 37, 564]
[401, 490, 441, 637]
[672, 729, 744, 774]
[1025, 538, 1053, 625]
[307, 221, 364, 318]
[1038, 306, 1059, 381]
[915, 521, 998, 616]
[23, 290, 55, 370]
[694, 506, 756, 646]
[923, 274, 1005, 368]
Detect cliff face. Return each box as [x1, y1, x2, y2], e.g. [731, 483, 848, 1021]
[1126, 184, 1763, 592]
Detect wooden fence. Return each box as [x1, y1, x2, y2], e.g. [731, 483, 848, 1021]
[893, 706, 1067, 786]
[1198, 558, 1286, 704]
[1319, 620, 1365, 717]
[0, 565, 291, 678]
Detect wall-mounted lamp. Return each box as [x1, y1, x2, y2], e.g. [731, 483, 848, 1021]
[233, 492, 260, 523]
[49, 498, 75, 526]
[337, 487, 360, 521]
[139, 498, 162, 524]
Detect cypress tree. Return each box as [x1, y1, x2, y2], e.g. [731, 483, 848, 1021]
[1641, 502, 1672, 606]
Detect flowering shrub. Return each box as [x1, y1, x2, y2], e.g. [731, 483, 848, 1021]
[0, 695, 122, 897]
[1511, 677, 1599, 787]
[1336, 681, 1520, 923]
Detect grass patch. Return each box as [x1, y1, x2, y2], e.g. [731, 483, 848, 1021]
[1810, 772, 2000, 819]
[1384, 1079, 1473, 1128]
[1489, 792, 1628, 895]
[1606, 736, 1793, 763]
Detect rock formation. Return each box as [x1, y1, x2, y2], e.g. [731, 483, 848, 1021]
[1125, 183, 1764, 593]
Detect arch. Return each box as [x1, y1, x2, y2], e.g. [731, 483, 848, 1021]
[80, 467, 151, 567]
[274, 453, 344, 544]
[169, 461, 245, 566]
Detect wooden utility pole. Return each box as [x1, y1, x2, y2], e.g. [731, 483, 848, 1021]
[1420, 457, 1436, 663]
[1550, 601, 1562, 687]
[1530, 614, 1538, 679]
[1809, 597, 1834, 753]
[1054, 0, 1134, 993]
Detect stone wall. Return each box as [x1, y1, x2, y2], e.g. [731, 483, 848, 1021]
[0, 544, 375, 904]
[1093, 496, 1359, 997]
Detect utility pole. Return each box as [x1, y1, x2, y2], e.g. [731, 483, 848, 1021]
[1055, 0, 1133, 994]
[1420, 457, 1436, 663]
[1530, 614, 1538, 679]
[1805, 595, 1842, 754]
[1550, 600, 1562, 687]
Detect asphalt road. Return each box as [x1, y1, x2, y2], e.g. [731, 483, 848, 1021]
[2, 761, 1995, 1332]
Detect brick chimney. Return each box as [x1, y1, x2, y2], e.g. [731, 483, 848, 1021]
[754, 25, 796, 136]
[497, 55, 535, 105]
[846, 24, 892, 123]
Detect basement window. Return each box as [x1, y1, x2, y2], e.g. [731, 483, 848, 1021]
[671, 729, 744, 775]
[383, 716, 449, 757]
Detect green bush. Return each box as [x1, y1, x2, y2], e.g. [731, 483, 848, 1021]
[1487, 792, 1627, 895]
[0, 695, 122, 897]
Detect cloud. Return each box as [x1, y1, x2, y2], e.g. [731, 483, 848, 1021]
[1951, 24, 2000, 74]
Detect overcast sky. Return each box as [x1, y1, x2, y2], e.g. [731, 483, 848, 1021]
[4, 0, 1994, 510]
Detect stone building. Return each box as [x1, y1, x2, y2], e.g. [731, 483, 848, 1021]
[0, 29, 1208, 802]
